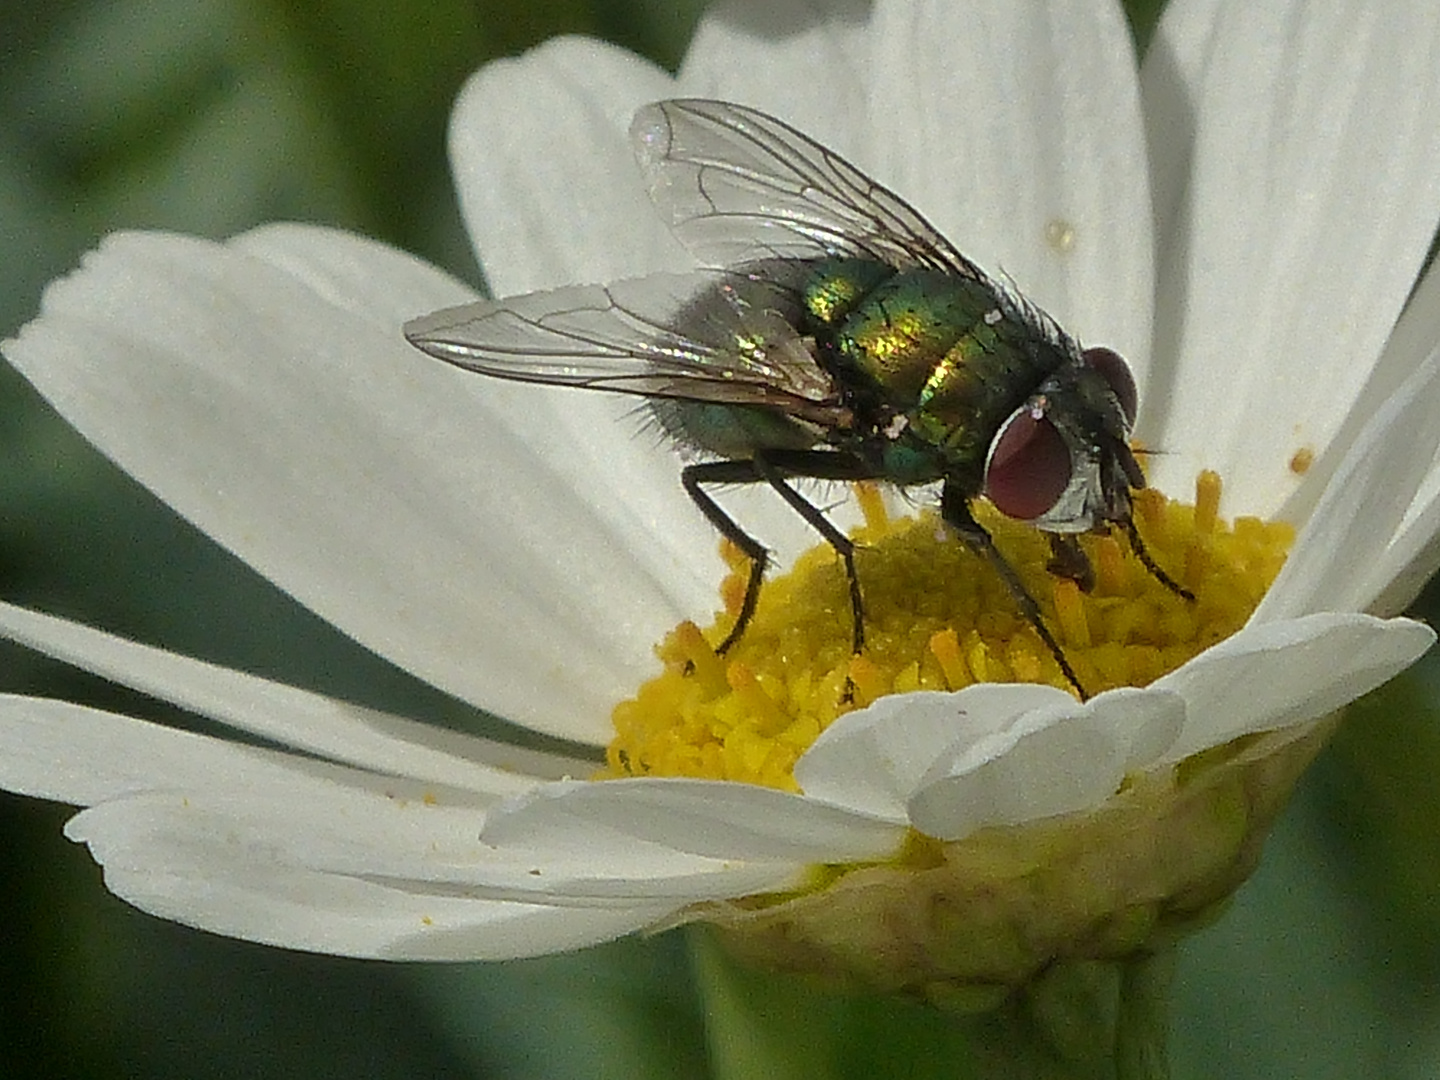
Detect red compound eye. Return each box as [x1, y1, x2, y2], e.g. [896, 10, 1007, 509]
[984, 406, 1072, 521]
[1083, 346, 1137, 425]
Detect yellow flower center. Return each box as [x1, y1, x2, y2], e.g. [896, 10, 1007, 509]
[605, 471, 1291, 791]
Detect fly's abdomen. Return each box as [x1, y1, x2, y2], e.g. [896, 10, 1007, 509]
[649, 398, 823, 458]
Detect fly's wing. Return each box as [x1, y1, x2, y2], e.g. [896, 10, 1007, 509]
[632, 99, 988, 278]
[404, 269, 848, 426]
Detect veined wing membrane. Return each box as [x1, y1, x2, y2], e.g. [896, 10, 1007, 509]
[404, 270, 845, 420]
[631, 99, 987, 278]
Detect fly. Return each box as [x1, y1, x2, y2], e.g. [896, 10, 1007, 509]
[405, 99, 1191, 699]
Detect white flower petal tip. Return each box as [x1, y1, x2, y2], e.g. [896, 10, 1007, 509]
[68, 792, 676, 961]
[447, 35, 681, 295]
[1156, 612, 1435, 763]
[900, 687, 1186, 843]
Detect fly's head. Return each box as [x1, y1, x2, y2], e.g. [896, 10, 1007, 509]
[982, 343, 1143, 534]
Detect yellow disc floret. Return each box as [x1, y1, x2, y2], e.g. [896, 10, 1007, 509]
[606, 471, 1291, 791]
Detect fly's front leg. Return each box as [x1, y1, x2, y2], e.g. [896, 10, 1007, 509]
[1119, 514, 1195, 601]
[1047, 533, 1095, 592]
[941, 482, 1088, 699]
[682, 460, 770, 654]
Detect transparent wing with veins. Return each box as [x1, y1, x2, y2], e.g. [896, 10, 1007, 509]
[404, 269, 848, 425]
[631, 98, 989, 278]
[407, 98, 990, 427]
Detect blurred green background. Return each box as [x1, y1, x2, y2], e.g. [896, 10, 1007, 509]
[2, 1, 1438, 1076]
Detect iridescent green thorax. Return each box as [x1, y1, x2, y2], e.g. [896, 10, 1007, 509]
[798, 258, 1070, 486]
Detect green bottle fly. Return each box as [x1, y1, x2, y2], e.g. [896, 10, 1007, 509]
[405, 99, 1189, 697]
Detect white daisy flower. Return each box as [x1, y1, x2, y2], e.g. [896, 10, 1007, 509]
[2, 0, 1438, 1001]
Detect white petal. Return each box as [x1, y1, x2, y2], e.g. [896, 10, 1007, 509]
[1141, 2, 1440, 517]
[678, 1, 873, 152]
[1371, 467, 1440, 617]
[0, 694, 425, 807]
[2, 701, 685, 954]
[1307, 260, 1440, 615]
[1141, 0, 1224, 256]
[67, 794, 672, 960]
[1255, 335, 1440, 622]
[483, 777, 905, 864]
[448, 36, 682, 295]
[906, 687, 1186, 842]
[371, 846, 798, 906]
[793, 685, 1068, 822]
[865, 0, 1153, 364]
[0, 603, 583, 792]
[1271, 240, 1440, 525]
[4, 694, 780, 923]
[1154, 612, 1434, 763]
[68, 766, 795, 910]
[1, 227, 709, 743]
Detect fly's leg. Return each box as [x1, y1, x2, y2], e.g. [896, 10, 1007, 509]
[1046, 533, 1095, 592]
[941, 483, 1088, 699]
[1119, 515, 1195, 601]
[682, 451, 878, 659]
[1110, 439, 1195, 601]
[752, 454, 864, 655]
[682, 460, 771, 655]
[1054, 516, 1194, 600]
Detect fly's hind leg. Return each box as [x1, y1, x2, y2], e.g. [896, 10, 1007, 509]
[681, 460, 771, 655]
[752, 453, 865, 655]
[682, 451, 877, 659]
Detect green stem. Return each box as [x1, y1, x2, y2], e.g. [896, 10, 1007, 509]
[1114, 951, 1174, 1080]
[688, 927, 843, 1080]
